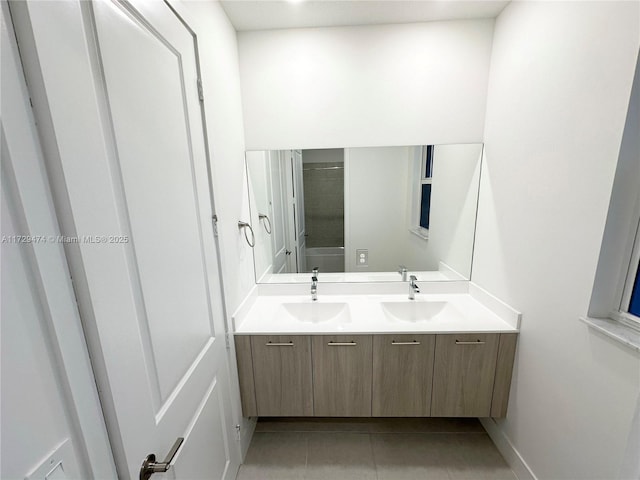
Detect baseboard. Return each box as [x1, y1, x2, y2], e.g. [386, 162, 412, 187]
[480, 418, 537, 480]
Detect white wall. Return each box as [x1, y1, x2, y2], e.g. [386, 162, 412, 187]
[344, 145, 480, 275]
[345, 146, 412, 271]
[238, 19, 494, 150]
[474, 2, 640, 479]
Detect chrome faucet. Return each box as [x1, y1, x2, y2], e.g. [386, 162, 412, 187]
[311, 273, 318, 301]
[312, 266, 319, 278]
[398, 265, 408, 281]
[409, 275, 420, 300]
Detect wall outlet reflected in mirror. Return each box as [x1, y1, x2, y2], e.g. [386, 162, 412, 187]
[356, 249, 369, 267]
[245, 144, 483, 284]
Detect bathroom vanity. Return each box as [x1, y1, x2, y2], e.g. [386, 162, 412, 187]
[237, 143, 520, 419]
[233, 285, 519, 419]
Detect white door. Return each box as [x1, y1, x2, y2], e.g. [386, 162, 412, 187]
[292, 150, 307, 272]
[11, 1, 239, 479]
[267, 151, 288, 274]
[283, 149, 305, 273]
[282, 150, 296, 272]
[282, 149, 307, 273]
[2, 4, 115, 477]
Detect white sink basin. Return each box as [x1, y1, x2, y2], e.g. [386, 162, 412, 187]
[278, 302, 351, 324]
[381, 301, 461, 323]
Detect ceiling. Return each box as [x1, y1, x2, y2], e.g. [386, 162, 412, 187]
[220, 0, 511, 32]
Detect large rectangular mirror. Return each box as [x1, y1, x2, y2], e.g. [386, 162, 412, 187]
[245, 144, 483, 283]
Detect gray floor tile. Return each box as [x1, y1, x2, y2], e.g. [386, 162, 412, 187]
[372, 433, 452, 479]
[237, 420, 517, 480]
[446, 434, 516, 480]
[305, 433, 377, 480]
[239, 432, 307, 479]
[236, 464, 307, 480]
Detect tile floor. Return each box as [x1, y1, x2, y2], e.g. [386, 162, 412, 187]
[236, 418, 517, 480]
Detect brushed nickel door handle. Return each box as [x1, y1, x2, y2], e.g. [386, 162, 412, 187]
[455, 340, 485, 345]
[140, 437, 184, 480]
[391, 340, 421, 345]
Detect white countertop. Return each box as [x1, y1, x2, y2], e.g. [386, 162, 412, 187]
[233, 292, 519, 335]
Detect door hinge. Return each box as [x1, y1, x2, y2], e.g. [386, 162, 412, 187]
[235, 424, 241, 441]
[197, 77, 204, 102]
[225, 332, 231, 350]
[212, 214, 219, 237]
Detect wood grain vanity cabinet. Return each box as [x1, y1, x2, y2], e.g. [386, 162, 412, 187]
[312, 335, 373, 416]
[489, 333, 519, 417]
[234, 336, 257, 417]
[235, 335, 313, 417]
[372, 334, 435, 417]
[235, 332, 518, 418]
[431, 333, 509, 417]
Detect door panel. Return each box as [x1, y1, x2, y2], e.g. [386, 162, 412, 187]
[91, 0, 234, 475]
[1, 177, 83, 479]
[293, 150, 306, 272]
[172, 378, 230, 479]
[94, 0, 215, 401]
[283, 150, 297, 273]
[268, 151, 287, 274]
[283, 150, 306, 273]
[15, 0, 238, 478]
[1, 5, 116, 475]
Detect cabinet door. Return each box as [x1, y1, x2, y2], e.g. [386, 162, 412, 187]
[431, 333, 499, 417]
[372, 334, 435, 417]
[312, 335, 372, 416]
[251, 335, 313, 416]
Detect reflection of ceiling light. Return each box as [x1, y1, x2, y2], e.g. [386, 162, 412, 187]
[286, 0, 306, 4]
